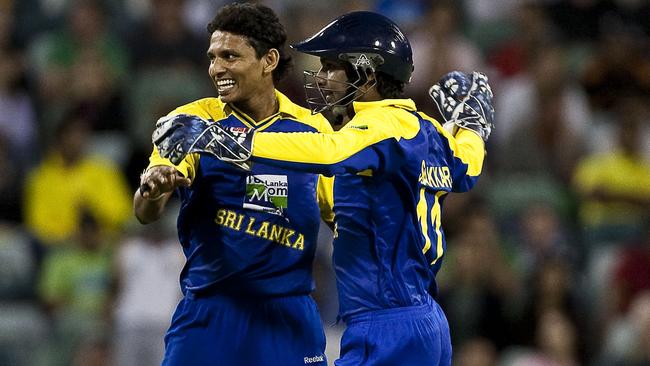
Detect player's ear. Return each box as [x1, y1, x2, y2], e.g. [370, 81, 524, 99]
[262, 48, 280, 75]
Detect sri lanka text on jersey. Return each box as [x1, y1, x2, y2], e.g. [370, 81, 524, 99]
[215, 208, 305, 250]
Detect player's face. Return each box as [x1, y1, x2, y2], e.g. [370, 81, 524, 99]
[207, 31, 268, 104]
[316, 58, 351, 106]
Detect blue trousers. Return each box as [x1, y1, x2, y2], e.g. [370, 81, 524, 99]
[335, 299, 452, 366]
[162, 291, 327, 366]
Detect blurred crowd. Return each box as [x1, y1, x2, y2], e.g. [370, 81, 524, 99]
[0, 0, 649, 365]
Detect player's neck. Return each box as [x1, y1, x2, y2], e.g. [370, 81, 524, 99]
[234, 88, 278, 122]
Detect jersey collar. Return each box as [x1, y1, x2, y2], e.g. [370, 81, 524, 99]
[275, 90, 304, 119]
[224, 90, 300, 129]
[352, 98, 417, 113]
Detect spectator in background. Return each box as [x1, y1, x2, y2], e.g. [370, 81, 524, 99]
[0, 50, 38, 163]
[0, 7, 38, 168]
[515, 258, 588, 364]
[545, 0, 621, 42]
[128, 0, 205, 71]
[66, 47, 132, 167]
[71, 336, 112, 366]
[573, 96, 650, 241]
[438, 206, 520, 351]
[28, 0, 129, 134]
[0, 5, 38, 222]
[408, 0, 485, 114]
[607, 224, 650, 320]
[455, 337, 498, 366]
[38, 212, 114, 366]
[506, 205, 586, 363]
[502, 309, 579, 366]
[66, 47, 128, 134]
[0, 218, 38, 300]
[512, 202, 578, 281]
[535, 310, 580, 366]
[112, 217, 184, 366]
[599, 291, 650, 366]
[23, 109, 132, 246]
[494, 45, 590, 183]
[487, 1, 558, 80]
[581, 18, 650, 113]
[373, 0, 427, 30]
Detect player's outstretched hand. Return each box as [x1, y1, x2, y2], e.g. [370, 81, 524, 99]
[152, 114, 254, 170]
[139, 165, 191, 200]
[429, 71, 495, 142]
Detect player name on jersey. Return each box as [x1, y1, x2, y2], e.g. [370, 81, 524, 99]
[418, 161, 453, 189]
[214, 208, 305, 250]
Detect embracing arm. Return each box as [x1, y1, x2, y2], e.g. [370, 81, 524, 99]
[151, 72, 493, 181]
[251, 115, 417, 176]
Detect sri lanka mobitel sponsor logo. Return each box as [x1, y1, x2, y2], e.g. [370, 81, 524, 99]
[244, 175, 288, 215]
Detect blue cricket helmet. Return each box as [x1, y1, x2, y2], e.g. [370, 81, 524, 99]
[291, 11, 414, 84]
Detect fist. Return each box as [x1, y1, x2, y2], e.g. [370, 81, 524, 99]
[139, 165, 191, 200]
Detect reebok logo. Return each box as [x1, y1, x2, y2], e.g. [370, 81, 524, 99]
[304, 354, 325, 364]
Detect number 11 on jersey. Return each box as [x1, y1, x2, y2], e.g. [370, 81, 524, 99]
[416, 188, 447, 265]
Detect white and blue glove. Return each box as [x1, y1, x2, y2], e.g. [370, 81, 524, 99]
[152, 114, 253, 170]
[429, 71, 495, 142]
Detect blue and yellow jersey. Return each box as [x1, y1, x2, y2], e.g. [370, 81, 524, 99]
[252, 98, 485, 318]
[148, 90, 332, 296]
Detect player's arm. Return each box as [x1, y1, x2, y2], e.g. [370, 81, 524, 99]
[151, 111, 411, 176]
[251, 71, 493, 175]
[441, 125, 486, 192]
[133, 147, 195, 224]
[251, 117, 413, 175]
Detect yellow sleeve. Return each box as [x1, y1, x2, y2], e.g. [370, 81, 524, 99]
[449, 128, 485, 177]
[252, 110, 420, 173]
[317, 175, 335, 224]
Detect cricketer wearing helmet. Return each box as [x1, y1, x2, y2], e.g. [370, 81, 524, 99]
[134, 3, 330, 366]
[153, 11, 494, 366]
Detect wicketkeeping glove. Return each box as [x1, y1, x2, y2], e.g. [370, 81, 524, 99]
[429, 71, 495, 142]
[152, 114, 254, 170]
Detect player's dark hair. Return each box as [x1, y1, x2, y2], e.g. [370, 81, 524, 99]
[207, 2, 292, 83]
[375, 71, 405, 99]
